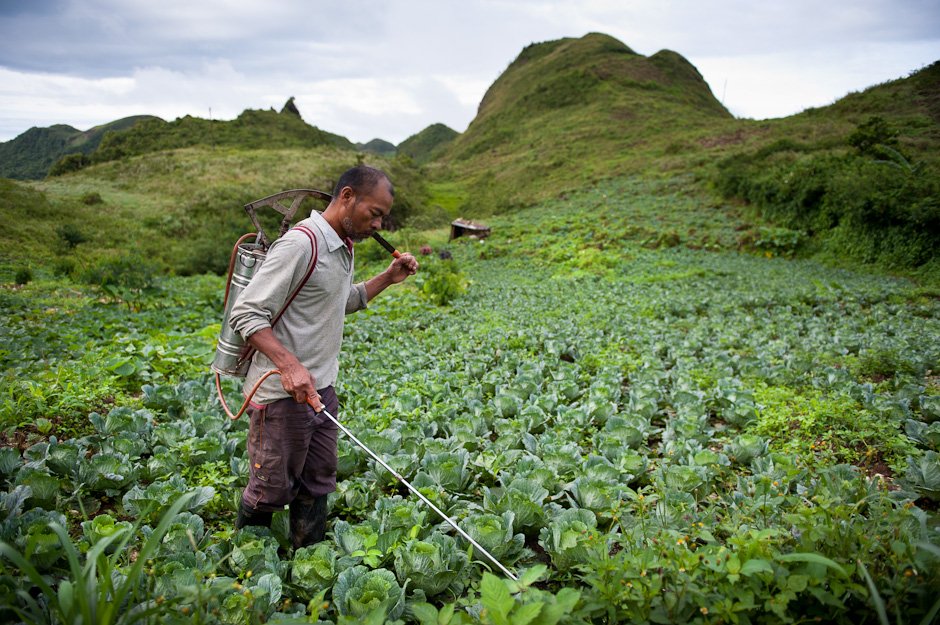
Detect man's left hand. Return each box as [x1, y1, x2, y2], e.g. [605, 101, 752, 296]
[385, 253, 419, 283]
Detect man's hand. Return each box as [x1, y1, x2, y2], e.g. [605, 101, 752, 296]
[246, 327, 322, 410]
[386, 252, 419, 283]
[364, 253, 419, 301]
[279, 359, 322, 410]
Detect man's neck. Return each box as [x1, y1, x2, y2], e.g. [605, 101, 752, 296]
[320, 202, 347, 239]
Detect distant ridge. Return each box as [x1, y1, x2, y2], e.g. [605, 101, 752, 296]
[0, 115, 156, 180]
[356, 138, 397, 157]
[91, 105, 354, 164]
[398, 123, 458, 164]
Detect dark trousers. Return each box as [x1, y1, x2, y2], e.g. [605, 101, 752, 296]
[242, 387, 339, 512]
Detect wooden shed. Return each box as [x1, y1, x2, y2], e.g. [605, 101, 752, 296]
[449, 218, 491, 241]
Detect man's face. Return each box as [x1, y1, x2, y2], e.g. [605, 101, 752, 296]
[340, 183, 393, 243]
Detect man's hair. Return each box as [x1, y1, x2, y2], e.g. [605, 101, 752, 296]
[332, 165, 394, 200]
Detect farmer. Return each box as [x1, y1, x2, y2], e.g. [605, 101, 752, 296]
[228, 165, 419, 548]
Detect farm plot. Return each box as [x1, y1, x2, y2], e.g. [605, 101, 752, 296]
[1, 181, 940, 624]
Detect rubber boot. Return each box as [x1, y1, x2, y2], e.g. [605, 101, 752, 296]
[236, 501, 273, 530]
[289, 494, 328, 550]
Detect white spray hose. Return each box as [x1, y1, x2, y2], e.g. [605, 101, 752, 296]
[314, 405, 519, 581]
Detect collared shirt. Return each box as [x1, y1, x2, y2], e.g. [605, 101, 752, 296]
[229, 211, 368, 404]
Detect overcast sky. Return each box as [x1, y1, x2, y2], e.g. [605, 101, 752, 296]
[1, 0, 938, 145]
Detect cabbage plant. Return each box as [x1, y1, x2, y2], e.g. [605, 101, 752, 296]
[292, 543, 339, 599]
[333, 565, 406, 621]
[373, 495, 429, 538]
[905, 451, 940, 501]
[481, 478, 549, 536]
[392, 532, 470, 597]
[538, 507, 597, 572]
[421, 450, 474, 492]
[905, 419, 940, 449]
[565, 476, 624, 514]
[725, 434, 768, 466]
[457, 511, 525, 566]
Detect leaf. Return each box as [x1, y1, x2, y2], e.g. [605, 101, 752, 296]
[480, 573, 513, 623]
[512, 602, 544, 625]
[740, 559, 773, 577]
[57, 580, 74, 618]
[857, 560, 889, 625]
[787, 574, 809, 592]
[112, 362, 136, 377]
[519, 564, 546, 587]
[0, 485, 32, 520]
[777, 553, 847, 578]
[255, 573, 282, 605]
[411, 603, 439, 625]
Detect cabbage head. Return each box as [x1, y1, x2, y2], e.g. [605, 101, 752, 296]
[292, 543, 339, 599]
[457, 511, 525, 566]
[482, 479, 548, 537]
[333, 565, 406, 621]
[538, 508, 597, 572]
[393, 532, 469, 597]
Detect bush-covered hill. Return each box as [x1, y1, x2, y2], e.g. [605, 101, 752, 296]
[432, 32, 732, 213]
[398, 123, 459, 165]
[0, 115, 157, 180]
[356, 138, 397, 157]
[711, 62, 940, 276]
[58, 107, 355, 172]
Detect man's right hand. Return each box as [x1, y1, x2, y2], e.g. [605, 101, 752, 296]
[280, 360, 322, 410]
[246, 327, 323, 411]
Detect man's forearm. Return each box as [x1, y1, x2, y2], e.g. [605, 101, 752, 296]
[247, 328, 302, 370]
[363, 272, 394, 302]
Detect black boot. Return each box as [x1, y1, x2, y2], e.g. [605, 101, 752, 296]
[289, 494, 328, 550]
[236, 501, 273, 530]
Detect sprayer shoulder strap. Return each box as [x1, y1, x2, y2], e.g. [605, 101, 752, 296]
[237, 225, 318, 364]
[270, 225, 318, 328]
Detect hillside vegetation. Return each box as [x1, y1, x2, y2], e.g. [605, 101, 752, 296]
[0, 115, 157, 180]
[398, 123, 459, 164]
[3, 146, 427, 276]
[48, 107, 354, 176]
[0, 32, 938, 281]
[356, 138, 397, 157]
[432, 33, 733, 212]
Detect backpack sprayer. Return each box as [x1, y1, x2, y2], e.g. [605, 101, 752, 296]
[212, 190, 518, 581]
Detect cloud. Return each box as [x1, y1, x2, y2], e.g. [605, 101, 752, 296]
[698, 39, 940, 119]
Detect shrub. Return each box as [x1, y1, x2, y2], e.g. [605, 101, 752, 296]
[13, 267, 32, 285]
[715, 143, 939, 268]
[847, 115, 899, 157]
[80, 191, 103, 205]
[55, 223, 89, 250]
[420, 258, 466, 306]
[47, 152, 91, 177]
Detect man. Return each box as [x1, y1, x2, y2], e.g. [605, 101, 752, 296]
[228, 165, 419, 548]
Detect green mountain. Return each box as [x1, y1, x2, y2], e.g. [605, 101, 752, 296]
[398, 123, 458, 164]
[356, 138, 397, 157]
[0, 115, 156, 180]
[437, 32, 732, 212]
[91, 106, 354, 163]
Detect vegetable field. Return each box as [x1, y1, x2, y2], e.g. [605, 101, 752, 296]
[2, 177, 939, 624]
